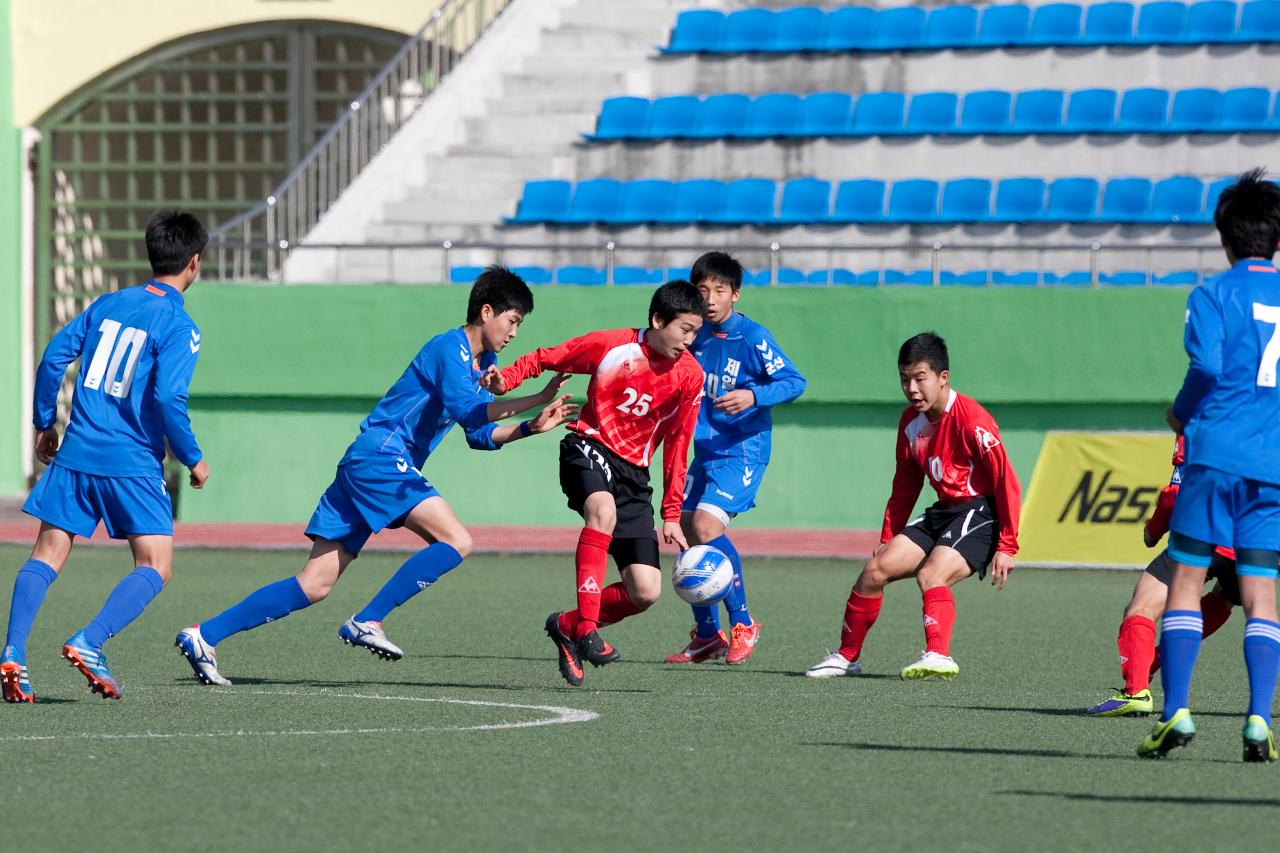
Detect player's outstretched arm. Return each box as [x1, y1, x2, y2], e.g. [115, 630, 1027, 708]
[486, 394, 580, 447]
[32, 309, 92, 444]
[971, 422, 1021, 589]
[154, 322, 205, 478]
[493, 332, 611, 395]
[659, 380, 703, 550]
[485, 372, 572, 422]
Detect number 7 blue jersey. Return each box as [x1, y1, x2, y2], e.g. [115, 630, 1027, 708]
[1173, 258, 1280, 485]
[33, 281, 203, 477]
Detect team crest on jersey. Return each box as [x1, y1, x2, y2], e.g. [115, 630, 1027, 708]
[974, 426, 1001, 453]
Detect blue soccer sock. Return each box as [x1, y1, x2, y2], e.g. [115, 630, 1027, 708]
[4, 560, 59, 659]
[355, 542, 464, 624]
[200, 577, 312, 647]
[1244, 618, 1280, 725]
[1158, 609, 1204, 722]
[710, 534, 751, 627]
[691, 604, 721, 638]
[81, 566, 165, 649]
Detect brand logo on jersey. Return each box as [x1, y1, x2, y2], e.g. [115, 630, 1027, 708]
[1058, 470, 1159, 525]
[1171, 468, 1182, 485]
[742, 466, 754, 487]
[974, 426, 1000, 453]
[756, 340, 786, 376]
[715, 488, 734, 500]
[941, 530, 952, 540]
[396, 458, 410, 473]
[459, 345, 469, 362]
[578, 577, 601, 594]
[189, 330, 201, 354]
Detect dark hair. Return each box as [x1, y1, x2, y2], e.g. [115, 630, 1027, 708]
[898, 331, 949, 374]
[1214, 168, 1280, 260]
[145, 210, 207, 276]
[689, 251, 743, 291]
[467, 265, 534, 323]
[649, 279, 708, 326]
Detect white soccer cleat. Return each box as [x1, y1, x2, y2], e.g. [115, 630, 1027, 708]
[175, 625, 232, 686]
[804, 651, 864, 678]
[900, 650, 959, 681]
[338, 617, 404, 661]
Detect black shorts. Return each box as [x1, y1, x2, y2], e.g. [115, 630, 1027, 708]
[900, 497, 1000, 579]
[559, 434, 661, 570]
[1145, 549, 1242, 606]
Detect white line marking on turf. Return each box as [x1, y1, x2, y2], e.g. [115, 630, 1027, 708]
[0, 688, 599, 742]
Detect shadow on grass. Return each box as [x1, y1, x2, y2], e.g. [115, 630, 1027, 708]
[931, 703, 1241, 720]
[173, 676, 651, 694]
[1000, 789, 1280, 807]
[805, 741, 1182, 763]
[27, 697, 77, 705]
[658, 666, 899, 679]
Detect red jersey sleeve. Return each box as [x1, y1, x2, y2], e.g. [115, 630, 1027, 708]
[658, 364, 704, 522]
[967, 416, 1021, 555]
[881, 412, 924, 544]
[1144, 436, 1185, 544]
[498, 330, 614, 393]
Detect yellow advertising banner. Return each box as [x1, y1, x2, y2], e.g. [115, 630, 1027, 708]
[1019, 431, 1175, 568]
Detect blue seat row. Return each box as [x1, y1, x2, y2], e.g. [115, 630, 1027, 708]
[507, 175, 1232, 225]
[587, 87, 1280, 140]
[450, 265, 1203, 286]
[664, 2, 1280, 53]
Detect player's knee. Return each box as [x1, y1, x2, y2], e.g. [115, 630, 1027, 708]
[582, 506, 616, 534]
[147, 564, 174, 586]
[859, 560, 889, 589]
[440, 528, 473, 559]
[296, 574, 334, 603]
[631, 583, 660, 609]
[691, 514, 723, 545]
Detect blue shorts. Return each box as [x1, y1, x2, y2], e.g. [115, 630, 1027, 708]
[305, 447, 439, 557]
[681, 455, 766, 527]
[1170, 463, 1280, 573]
[23, 463, 172, 539]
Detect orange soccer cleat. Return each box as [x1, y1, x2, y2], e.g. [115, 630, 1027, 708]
[726, 621, 761, 665]
[665, 628, 729, 664]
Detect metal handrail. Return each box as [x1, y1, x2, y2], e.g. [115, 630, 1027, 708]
[210, 0, 514, 280]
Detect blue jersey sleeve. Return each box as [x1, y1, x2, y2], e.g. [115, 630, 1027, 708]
[464, 422, 501, 451]
[33, 308, 91, 430]
[1173, 285, 1223, 423]
[749, 327, 806, 409]
[427, 338, 492, 432]
[153, 319, 203, 466]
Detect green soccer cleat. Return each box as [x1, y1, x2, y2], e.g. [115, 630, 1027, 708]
[900, 650, 959, 681]
[1242, 715, 1278, 763]
[1137, 708, 1196, 758]
[1087, 688, 1153, 717]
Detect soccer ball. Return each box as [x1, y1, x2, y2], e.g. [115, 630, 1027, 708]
[671, 545, 733, 604]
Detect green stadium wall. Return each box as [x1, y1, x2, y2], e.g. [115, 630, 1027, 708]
[0, 0, 25, 497]
[176, 284, 1189, 530]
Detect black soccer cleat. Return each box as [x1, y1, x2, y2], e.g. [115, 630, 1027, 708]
[545, 612, 585, 687]
[578, 631, 622, 668]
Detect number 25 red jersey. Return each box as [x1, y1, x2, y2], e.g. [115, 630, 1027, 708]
[499, 328, 704, 521]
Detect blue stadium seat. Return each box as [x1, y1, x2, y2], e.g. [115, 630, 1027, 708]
[1218, 86, 1271, 130]
[857, 270, 883, 286]
[805, 269, 832, 285]
[612, 266, 663, 286]
[905, 92, 959, 133]
[960, 90, 1013, 133]
[708, 178, 776, 224]
[742, 268, 772, 286]
[649, 96, 700, 138]
[666, 10, 725, 52]
[1101, 270, 1148, 285]
[887, 179, 940, 221]
[1012, 89, 1065, 132]
[747, 93, 802, 137]
[616, 179, 674, 224]
[667, 179, 726, 224]
[592, 97, 649, 140]
[450, 265, 485, 284]
[937, 178, 993, 221]
[1183, 0, 1238, 42]
[1134, 1, 1188, 42]
[1026, 3, 1084, 44]
[1065, 88, 1119, 132]
[1168, 88, 1222, 130]
[976, 4, 1032, 46]
[557, 266, 606, 286]
[925, 5, 980, 46]
[882, 269, 908, 285]
[799, 92, 854, 136]
[830, 268, 860, 286]
[508, 180, 571, 223]
[993, 270, 1040, 286]
[1205, 177, 1234, 214]
[874, 6, 928, 49]
[825, 6, 877, 49]
[955, 270, 992, 286]
[1117, 88, 1170, 132]
[1155, 269, 1200, 285]
[904, 270, 937, 285]
[1099, 177, 1154, 221]
[776, 267, 807, 285]
[1238, 0, 1280, 41]
[723, 8, 774, 52]
[832, 179, 887, 222]
[1147, 176, 1206, 222]
[666, 266, 690, 282]
[1082, 2, 1136, 43]
[852, 92, 906, 134]
[993, 178, 1047, 221]
[771, 6, 825, 51]
[692, 94, 752, 138]
[512, 265, 552, 285]
[776, 178, 832, 223]
[567, 179, 624, 223]
[1045, 177, 1101, 220]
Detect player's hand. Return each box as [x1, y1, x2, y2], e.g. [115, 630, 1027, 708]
[663, 521, 689, 551]
[989, 551, 1015, 590]
[33, 428, 59, 465]
[481, 365, 507, 395]
[188, 459, 210, 489]
[1165, 407, 1185, 434]
[538, 372, 571, 404]
[1143, 527, 1160, 548]
[529, 393, 578, 433]
[713, 389, 755, 416]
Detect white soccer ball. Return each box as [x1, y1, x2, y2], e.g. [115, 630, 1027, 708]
[671, 545, 734, 605]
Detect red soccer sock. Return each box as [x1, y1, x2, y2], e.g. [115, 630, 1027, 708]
[838, 590, 883, 662]
[1201, 590, 1234, 639]
[597, 582, 643, 627]
[1119, 614, 1157, 694]
[921, 587, 956, 656]
[572, 527, 612, 640]
[557, 610, 580, 637]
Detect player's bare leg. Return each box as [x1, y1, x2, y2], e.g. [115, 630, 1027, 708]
[900, 546, 970, 680]
[666, 509, 733, 664]
[3, 524, 74, 703]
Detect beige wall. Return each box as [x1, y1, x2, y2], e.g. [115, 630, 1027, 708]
[10, 0, 429, 125]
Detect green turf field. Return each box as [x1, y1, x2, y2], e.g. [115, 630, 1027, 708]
[2, 543, 1277, 853]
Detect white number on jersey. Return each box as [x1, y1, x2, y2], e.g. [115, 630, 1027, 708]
[928, 455, 944, 483]
[704, 373, 719, 399]
[617, 387, 653, 417]
[83, 319, 148, 399]
[1254, 303, 1280, 388]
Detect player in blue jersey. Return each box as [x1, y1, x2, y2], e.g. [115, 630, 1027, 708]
[1139, 169, 1280, 762]
[1, 210, 210, 702]
[176, 266, 575, 686]
[662, 252, 806, 666]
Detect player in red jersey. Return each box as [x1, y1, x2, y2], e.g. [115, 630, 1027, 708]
[806, 332, 1021, 681]
[1087, 435, 1239, 716]
[490, 280, 707, 686]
